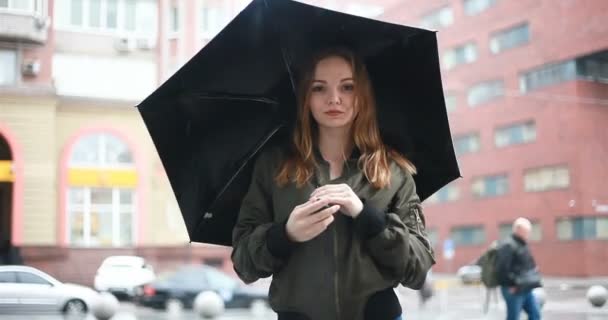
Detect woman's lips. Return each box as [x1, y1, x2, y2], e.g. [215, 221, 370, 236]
[325, 111, 344, 116]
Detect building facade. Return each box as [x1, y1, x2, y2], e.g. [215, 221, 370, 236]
[379, 0, 608, 276]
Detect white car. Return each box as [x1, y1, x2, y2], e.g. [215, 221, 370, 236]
[94, 255, 156, 298]
[457, 264, 482, 285]
[0, 265, 99, 315]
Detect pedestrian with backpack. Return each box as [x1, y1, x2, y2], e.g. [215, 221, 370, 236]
[495, 217, 542, 320]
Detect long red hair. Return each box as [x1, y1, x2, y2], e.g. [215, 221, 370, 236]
[276, 47, 416, 189]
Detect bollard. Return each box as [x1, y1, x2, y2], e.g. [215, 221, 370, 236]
[92, 292, 119, 320]
[532, 287, 546, 309]
[194, 291, 225, 319]
[586, 285, 608, 308]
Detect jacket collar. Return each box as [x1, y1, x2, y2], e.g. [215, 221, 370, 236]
[511, 233, 527, 246]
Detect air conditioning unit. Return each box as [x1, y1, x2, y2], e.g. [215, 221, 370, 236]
[22, 60, 41, 77]
[114, 36, 136, 53]
[136, 37, 156, 50]
[34, 16, 50, 30]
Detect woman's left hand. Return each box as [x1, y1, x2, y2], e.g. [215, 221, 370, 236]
[310, 184, 363, 218]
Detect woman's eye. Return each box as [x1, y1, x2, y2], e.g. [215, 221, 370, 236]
[342, 83, 355, 91]
[311, 85, 325, 92]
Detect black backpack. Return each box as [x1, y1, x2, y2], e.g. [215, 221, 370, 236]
[477, 241, 500, 288]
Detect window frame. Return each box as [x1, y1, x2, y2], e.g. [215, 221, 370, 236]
[524, 165, 570, 192]
[468, 79, 505, 107]
[490, 22, 530, 54]
[494, 120, 536, 148]
[443, 42, 478, 70]
[556, 216, 608, 241]
[472, 174, 509, 199]
[450, 225, 486, 247]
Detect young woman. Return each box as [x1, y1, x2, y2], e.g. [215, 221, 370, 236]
[231, 47, 435, 320]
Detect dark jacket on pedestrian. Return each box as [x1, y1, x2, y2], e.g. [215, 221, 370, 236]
[495, 234, 539, 290]
[231, 147, 435, 320]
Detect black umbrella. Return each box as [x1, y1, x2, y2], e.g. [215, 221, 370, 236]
[137, 0, 460, 246]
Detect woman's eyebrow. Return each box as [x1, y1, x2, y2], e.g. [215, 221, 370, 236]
[341, 77, 354, 82]
[312, 79, 326, 83]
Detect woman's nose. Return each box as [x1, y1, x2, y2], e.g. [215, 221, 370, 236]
[328, 89, 342, 105]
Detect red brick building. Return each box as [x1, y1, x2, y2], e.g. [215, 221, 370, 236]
[379, 0, 608, 276]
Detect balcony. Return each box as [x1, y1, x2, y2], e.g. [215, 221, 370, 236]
[0, 1, 49, 44]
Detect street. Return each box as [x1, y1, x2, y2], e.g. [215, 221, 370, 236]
[1, 280, 606, 320]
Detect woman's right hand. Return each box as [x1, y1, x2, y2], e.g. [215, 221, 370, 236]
[285, 198, 340, 242]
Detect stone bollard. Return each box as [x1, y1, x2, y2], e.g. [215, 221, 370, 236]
[194, 291, 225, 319]
[532, 287, 546, 309]
[92, 292, 119, 320]
[586, 285, 608, 308]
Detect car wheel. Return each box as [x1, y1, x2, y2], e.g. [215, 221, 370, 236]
[63, 299, 87, 315]
[165, 298, 184, 313]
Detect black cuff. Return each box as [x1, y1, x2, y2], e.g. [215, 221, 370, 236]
[364, 287, 402, 320]
[354, 202, 387, 239]
[266, 221, 298, 259]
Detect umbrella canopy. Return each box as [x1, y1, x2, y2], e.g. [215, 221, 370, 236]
[137, 0, 460, 246]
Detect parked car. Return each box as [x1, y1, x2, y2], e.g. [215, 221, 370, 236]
[0, 265, 98, 315]
[94, 255, 156, 299]
[457, 264, 482, 285]
[136, 264, 268, 310]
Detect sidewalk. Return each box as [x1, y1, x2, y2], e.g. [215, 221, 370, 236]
[431, 273, 608, 290]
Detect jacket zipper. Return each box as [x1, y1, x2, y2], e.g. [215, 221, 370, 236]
[315, 175, 341, 320]
[334, 220, 341, 320]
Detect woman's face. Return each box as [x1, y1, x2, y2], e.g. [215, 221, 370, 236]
[308, 56, 357, 130]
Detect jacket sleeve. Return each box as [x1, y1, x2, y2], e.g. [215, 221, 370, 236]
[231, 151, 296, 284]
[353, 170, 436, 290]
[496, 240, 516, 286]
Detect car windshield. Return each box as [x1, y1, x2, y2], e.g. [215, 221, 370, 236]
[161, 266, 237, 290]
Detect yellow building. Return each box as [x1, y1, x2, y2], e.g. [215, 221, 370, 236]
[0, 0, 245, 285]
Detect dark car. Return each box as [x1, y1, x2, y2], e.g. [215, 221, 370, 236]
[136, 264, 268, 310]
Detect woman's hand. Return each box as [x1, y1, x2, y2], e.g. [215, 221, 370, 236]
[286, 198, 340, 242]
[310, 184, 363, 218]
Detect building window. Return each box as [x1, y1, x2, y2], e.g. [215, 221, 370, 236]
[453, 133, 480, 156]
[468, 80, 504, 106]
[557, 217, 608, 241]
[67, 133, 137, 247]
[200, 5, 224, 40]
[472, 174, 508, 198]
[499, 222, 542, 241]
[426, 184, 460, 204]
[0, 50, 17, 86]
[524, 165, 570, 192]
[451, 226, 485, 246]
[490, 23, 529, 54]
[520, 60, 577, 93]
[495, 121, 536, 147]
[463, 0, 497, 16]
[345, 3, 384, 18]
[70, 0, 84, 26]
[576, 51, 608, 83]
[520, 50, 608, 93]
[0, 0, 38, 13]
[170, 5, 180, 33]
[420, 6, 453, 30]
[445, 94, 457, 113]
[55, 0, 157, 37]
[443, 43, 477, 70]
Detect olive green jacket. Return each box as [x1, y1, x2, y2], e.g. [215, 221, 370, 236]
[231, 147, 435, 320]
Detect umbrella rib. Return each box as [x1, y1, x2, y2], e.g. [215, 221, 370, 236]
[193, 123, 285, 233]
[263, 0, 297, 94]
[195, 92, 279, 105]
